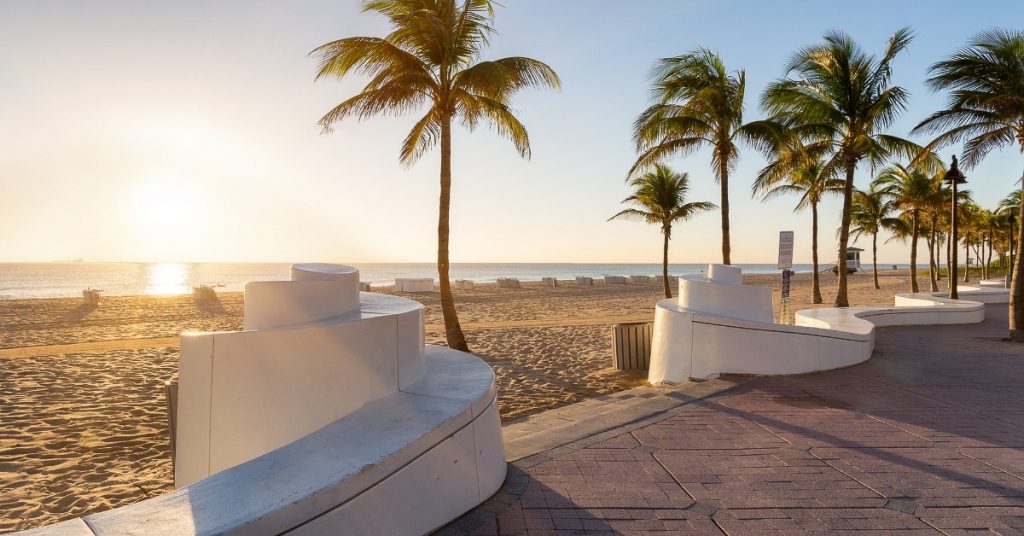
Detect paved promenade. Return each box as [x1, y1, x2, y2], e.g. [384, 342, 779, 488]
[447, 304, 1024, 535]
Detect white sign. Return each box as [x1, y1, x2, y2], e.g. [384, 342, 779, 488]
[778, 231, 794, 270]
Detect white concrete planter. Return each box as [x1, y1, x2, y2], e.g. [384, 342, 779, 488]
[649, 264, 988, 385]
[21, 264, 505, 536]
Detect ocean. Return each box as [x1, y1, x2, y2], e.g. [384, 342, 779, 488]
[0, 261, 875, 300]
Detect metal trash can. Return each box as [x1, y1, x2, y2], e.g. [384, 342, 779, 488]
[612, 322, 653, 370]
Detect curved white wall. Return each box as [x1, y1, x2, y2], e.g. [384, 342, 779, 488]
[243, 263, 361, 330]
[649, 264, 987, 384]
[677, 268, 773, 323]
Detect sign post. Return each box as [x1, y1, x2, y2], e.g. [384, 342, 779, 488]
[778, 231, 794, 325]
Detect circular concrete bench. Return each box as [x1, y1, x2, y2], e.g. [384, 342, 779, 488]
[19, 264, 505, 536]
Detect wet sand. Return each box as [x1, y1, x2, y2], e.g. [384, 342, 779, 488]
[0, 268, 921, 531]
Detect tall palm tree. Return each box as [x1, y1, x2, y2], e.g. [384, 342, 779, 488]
[753, 134, 843, 303]
[762, 28, 933, 307]
[873, 164, 943, 292]
[609, 164, 716, 298]
[850, 185, 902, 289]
[311, 0, 559, 351]
[913, 29, 1024, 341]
[631, 49, 777, 265]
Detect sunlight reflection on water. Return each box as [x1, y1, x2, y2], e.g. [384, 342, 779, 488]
[144, 263, 190, 295]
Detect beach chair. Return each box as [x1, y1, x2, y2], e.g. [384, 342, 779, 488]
[82, 288, 102, 306]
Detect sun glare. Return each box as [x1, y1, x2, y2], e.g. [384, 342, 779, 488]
[127, 173, 208, 256]
[144, 262, 189, 295]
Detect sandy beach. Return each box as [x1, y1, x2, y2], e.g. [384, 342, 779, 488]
[0, 268, 922, 531]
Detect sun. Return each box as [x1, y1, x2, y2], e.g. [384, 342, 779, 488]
[129, 173, 207, 249]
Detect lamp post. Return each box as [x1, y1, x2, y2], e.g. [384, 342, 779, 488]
[944, 155, 967, 299]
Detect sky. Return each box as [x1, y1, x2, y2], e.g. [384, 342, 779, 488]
[2, 0, 1023, 265]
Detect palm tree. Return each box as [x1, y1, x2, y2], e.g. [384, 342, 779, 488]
[753, 133, 843, 303]
[631, 49, 777, 265]
[912, 29, 1024, 341]
[873, 164, 943, 292]
[998, 189, 1021, 270]
[311, 0, 559, 351]
[762, 28, 933, 307]
[850, 185, 902, 289]
[609, 164, 716, 298]
[922, 177, 952, 292]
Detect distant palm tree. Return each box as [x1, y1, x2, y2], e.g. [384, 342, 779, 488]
[959, 203, 983, 283]
[921, 176, 953, 292]
[998, 189, 1022, 269]
[631, 49, 778, 265]
[763, 28, 933, 307]
[753, 133, 843, 303]
[873, 164, 943, 293]
[609, 164, 716, 298]
[913, 29, 1024, 341]
[311, 0, 559, 351]
[850, 185, 902, 289]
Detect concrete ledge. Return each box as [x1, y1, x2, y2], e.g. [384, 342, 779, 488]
[21, 347, 504, 536]
[649, 265, 988, 384]
[935, 285, 1011, 304]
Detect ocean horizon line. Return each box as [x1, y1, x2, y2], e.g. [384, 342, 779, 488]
[0, 261, 914, 301]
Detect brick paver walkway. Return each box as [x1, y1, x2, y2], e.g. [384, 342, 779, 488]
[449, 304, 1024, 535]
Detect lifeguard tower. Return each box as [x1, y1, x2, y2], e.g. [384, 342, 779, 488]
[828, 247, 863, 274]
[845, 247, 863, 273]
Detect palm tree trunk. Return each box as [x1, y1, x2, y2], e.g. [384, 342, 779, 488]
[662, 227, 672, 299]
[936, 234, 943, 281]
[1010, 175, 1024, 341]
[910, 210, 919, 293]
[719, 164, 731, 265]
[437, 118, 469, 352]
[872, 232, 879, 290]
[986, 234, 993, 279]
[947, 233, 954, 291]
[811, 202, 823, 304]
[835, 163, 855, 307]
[963, 242, 970, 283]
[928, 224, 939, 292]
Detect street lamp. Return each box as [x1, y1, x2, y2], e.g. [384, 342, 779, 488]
[943, 155, 967, 299]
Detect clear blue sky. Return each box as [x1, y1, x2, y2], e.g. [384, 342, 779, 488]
[1, 1, 1022, 264]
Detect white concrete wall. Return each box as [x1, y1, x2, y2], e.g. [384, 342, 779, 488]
[649, 264, 987, 385]
[935, 286, 1011, 304]
[176, 264, 426, 487]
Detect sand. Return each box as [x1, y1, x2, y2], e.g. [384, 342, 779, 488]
[0, 267, 922, 531]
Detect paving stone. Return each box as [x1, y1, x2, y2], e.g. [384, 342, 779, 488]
[443, 304, 1024, 535]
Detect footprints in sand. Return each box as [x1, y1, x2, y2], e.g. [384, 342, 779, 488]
[0, 347, 177, 532]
